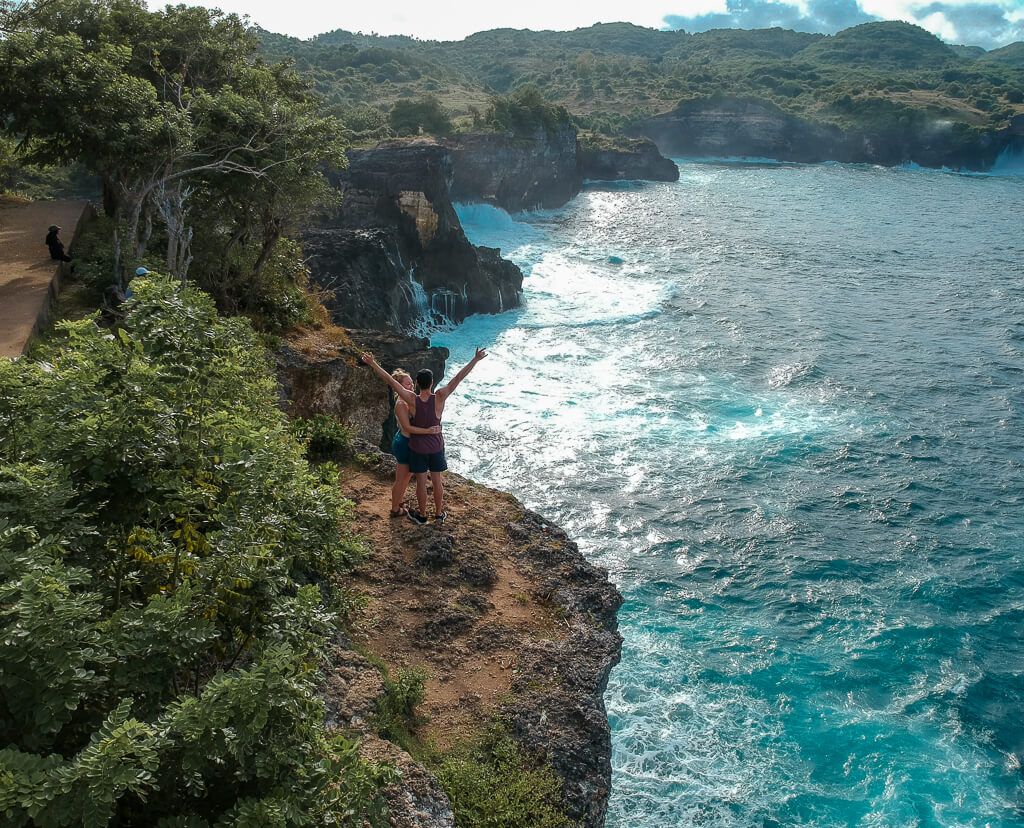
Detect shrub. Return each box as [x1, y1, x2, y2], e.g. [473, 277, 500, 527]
[389, 96, 453, 136]
[485, 86, 572, 138]
[290, 414, 357, 463]
[0, 277, 391, 825]
[431, 723, 579, 828]
[375, 666, 429, 752]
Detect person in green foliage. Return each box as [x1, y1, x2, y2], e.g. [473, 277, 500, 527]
[0, 277, 394, 826]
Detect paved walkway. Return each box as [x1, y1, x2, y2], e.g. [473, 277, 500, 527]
[0, 198, 88, 358]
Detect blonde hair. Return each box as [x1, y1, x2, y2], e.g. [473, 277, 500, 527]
[391, 369, 410, 382]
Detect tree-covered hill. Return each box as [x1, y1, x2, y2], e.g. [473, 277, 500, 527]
[980, 41, 1024, 67]
[257, 19, 1024, 141]
[792, 21, 960, 70]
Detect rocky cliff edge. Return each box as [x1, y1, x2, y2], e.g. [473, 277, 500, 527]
[305, 141, 523, 334]
[325, 453, 623, 828]
[277, 336, 624, 828]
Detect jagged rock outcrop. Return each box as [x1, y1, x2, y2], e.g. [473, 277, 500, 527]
[500, 509, 623, 828]
[634, 96, 1024, 170]
[444, 128, 582, 212]
[274, 331, 447, 450]
[304, 141, 522, 334]
[580, 138, 679, 182]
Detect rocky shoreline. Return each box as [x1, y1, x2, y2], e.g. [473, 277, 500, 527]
[299, 129, 679, 341]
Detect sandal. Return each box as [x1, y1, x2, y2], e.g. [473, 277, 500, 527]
[389, 504, 409, 518]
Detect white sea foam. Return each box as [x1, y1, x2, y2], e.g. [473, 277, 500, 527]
[436, 163, 1024, 828]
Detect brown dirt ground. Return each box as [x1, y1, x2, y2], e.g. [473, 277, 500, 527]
[337, 464, 568, 750]
[0, 196, 88, 358]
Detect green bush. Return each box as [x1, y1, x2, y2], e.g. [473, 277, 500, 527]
[486, 86, 572, 138]
[0, 277, 391, 826]
[389, 96, 453, 136]
[64, 212, 120, 294]
[244, 238, 319, 332]
[290, 414, 357, 463]
[375, 666, 428, 752]
[431, 724, 579, 828]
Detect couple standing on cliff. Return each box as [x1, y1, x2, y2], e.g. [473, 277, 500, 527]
[361, 348, 486, 525]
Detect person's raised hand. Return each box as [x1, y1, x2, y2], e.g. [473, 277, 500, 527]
[360, 352, 373, 365]
[474, 347, 487, 362]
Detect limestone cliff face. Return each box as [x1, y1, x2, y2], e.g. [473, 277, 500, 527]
[444, 127, 582, 212]
[634, 97, 844, 162]
[634, 96, 1024, 170]
[304, 141, 523, 334]
[580, 138, 679, 182]
[501, 510, 623, 828]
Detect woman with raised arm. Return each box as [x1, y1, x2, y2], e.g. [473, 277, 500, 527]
[361, 353, 442, 518]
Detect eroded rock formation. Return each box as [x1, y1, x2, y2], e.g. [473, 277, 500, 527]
[305, 141, 523, 334]
[445, 127, 583, 212]
[580, 138, 679, 182]
[275, 330, 447, 450]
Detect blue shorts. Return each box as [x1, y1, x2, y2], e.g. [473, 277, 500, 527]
[409, 449, 448, 474]
[392, 432, 411, 465]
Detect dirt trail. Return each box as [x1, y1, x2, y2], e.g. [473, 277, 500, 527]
[0, 197, 88, 358]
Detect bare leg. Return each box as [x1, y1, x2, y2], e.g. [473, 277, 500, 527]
[392, 465, 412, 512]
[431, 471, 444, 516]
[415, 472, 428, 516]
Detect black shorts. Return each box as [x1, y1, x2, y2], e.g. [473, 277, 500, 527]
[409, 449, 447, 474]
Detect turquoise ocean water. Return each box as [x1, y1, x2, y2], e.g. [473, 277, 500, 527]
[434, 160, 1024, 827]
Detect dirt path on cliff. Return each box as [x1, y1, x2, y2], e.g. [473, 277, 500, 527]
[337, 462, 569, 749]
[0, 197, 88, 358]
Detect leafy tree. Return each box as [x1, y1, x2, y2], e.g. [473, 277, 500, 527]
[0, 0, 347, 300]
[389, 95, 453, 136]
[0, 277, 394, 825]
[485, 85, 571, 137]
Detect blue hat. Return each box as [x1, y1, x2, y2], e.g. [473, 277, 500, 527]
[135, 266, 150, 276]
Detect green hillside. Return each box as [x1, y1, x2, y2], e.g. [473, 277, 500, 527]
[980, 41, 1024, 67]
[254, 20, 1024, 140]
[794, 21, 960, 69]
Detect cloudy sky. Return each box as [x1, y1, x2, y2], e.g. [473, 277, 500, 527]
[184, 0, 1024, 50]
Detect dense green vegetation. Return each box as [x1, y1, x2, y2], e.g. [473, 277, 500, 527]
[0, 277, 394, 825]
[429, 723, 579, 828]
[256, 20, 1024, 141]
[0, 0, 346, 316]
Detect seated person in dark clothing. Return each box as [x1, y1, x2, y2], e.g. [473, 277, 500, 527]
[45, 225, 71, 262]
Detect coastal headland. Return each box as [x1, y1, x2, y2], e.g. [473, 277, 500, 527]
[265, 127, 681, 824]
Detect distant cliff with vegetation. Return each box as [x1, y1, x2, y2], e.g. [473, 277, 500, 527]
[258, 20, 1024, 169]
